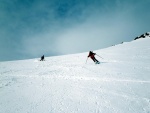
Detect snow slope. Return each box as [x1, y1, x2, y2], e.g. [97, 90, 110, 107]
[0, 37, 150, 113]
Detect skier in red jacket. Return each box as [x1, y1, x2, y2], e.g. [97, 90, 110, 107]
[88, 51, 100, 64]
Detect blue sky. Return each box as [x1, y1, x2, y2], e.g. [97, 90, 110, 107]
[0, 0, 150, 61]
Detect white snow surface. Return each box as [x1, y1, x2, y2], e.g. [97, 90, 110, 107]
[0, 37, 150, 113]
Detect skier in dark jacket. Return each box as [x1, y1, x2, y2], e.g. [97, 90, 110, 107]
[40, 55, 45, 61]
[88, 51, 100, 64]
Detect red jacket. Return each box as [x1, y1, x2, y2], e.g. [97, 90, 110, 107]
[88, 52, 96, 59]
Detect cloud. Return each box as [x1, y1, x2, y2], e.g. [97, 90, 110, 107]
[51, 0, 150, 55]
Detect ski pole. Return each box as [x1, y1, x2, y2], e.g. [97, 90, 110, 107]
[96, 54, 104, 59]
[85, 57, 88, 64]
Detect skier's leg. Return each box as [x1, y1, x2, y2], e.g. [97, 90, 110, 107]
[95, 59, 99, 62]
[92, 58, 96, 62]
[94, 58, 100, 64]
[93, 57, 97, 62]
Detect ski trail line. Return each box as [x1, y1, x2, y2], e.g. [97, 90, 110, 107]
[13, 75, 150, 84]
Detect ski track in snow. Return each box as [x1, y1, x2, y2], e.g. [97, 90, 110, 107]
[0, 37, 150, 113]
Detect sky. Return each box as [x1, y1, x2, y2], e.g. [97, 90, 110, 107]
[0, 0, 150, 61]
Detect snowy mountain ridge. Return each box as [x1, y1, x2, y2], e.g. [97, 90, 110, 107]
[0, 36, 150, 113]
[134, 32, 150, 40]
